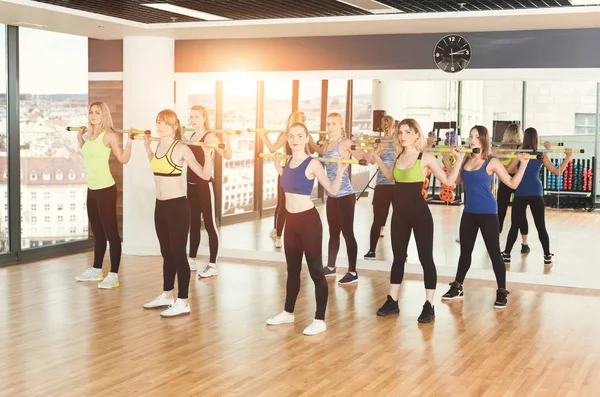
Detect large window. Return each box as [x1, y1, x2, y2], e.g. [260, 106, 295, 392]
[19, 28, 88, 250]
[298, 80, 322, 199]
[222, 79, 256, 217]
[0, 25, 7, 252]
[351, 80, 373, 193]
[262, 80, 292, 210]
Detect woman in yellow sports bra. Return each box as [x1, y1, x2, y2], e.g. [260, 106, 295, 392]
[141, 109, 212, 318]
[75, 101, 133, 290]
[372, 118, 464, 323]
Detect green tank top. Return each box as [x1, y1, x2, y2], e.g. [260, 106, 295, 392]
[81, 130, 115, 190]
[393, 152, 426, 183]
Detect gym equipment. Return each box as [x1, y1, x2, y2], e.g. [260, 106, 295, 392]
[68, 126, 150, 135]
[183, 127, 241, 134]
[495, 148, 583, 154]
[130, 135, 225, 149]
[425, 147, 480, 154]
[258, 152, 367, 166]
[426, 121, 463, 206]
[541, 155, 596, 211]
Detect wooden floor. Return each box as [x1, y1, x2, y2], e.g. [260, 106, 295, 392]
[3, 253, 600, 396]
[220, 200, 600, 280]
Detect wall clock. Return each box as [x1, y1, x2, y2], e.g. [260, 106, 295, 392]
[434, 35, 472, 73]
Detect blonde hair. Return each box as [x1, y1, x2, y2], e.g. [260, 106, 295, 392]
[327, 112, 346, 137]
[190, 105, 213, 132]
[394, 118, 425, 155]
[286, 112, 306, 130]
[156, 109, 184, 140]
[88, 101, 114, 133]
[502, 123, 522, 144]
[381, 115, 395, 135]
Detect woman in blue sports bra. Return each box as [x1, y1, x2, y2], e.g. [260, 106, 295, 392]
[441, 125, 529, 309]
[140, 109, 212, 319]
[266, 122, 347, 336]
[372, 118, 464, 323]
[308, 112, 368, 285]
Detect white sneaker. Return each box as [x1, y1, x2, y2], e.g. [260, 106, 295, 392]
[274, 237, 282, 248]
[98, 272, 119, 289]
[266, 311, 295, 325]
[75, 267, 103, 282]
[188, 258, 197, 271]
[303, 319, 327, 335]
[160, 299, 191, 317]
[269, 228, 277, 238]
[198, 264, 218, 278]
[143, 292, 174, 309]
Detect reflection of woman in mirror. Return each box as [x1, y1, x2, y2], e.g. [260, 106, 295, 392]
[308, 112, 368, 285]
[497, 124, 530, 253]
[364, 115, 396, 260]
[441, 126, 529, 308]
[372, 118, 464, 323]
[258, 112, 306, 249]
[186, 105, 232, 279]
[501, 127, 572, 267]
[265, 123, 347, 336]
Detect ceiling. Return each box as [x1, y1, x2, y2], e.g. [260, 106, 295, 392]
[2, 0, 600, 40]
[25, 0, 579, 24]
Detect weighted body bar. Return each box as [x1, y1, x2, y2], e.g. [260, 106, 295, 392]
[248, 128, 328, 135]
[259, 152, 367, 166]
[492, 142, 564, 147]
[496, 148, 584, 154]
[183, 127, 241, 135]
[350, 145, 394, 151]
[493, 153, 543, 160]
[68, 126, 150, 135]
[130, 135, 225, 149]
[424, 147, 481, 154]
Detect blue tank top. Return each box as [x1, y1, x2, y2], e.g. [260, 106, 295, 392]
[515, 155, 543, 196]
[280, 156, 314, 196]
[376, 150, 395, 185]
[323, 139, 354, 198]
[462, 160, 497, 214]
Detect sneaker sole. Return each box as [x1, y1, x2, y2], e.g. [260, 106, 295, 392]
[376, 310, 399, 317]
[266, 319, 295, 326]
[338, 279, 358, 285]
[494, 304, 507, 309]
[76, 278, 104, 282]
[303, 328, 326, 336]
[418, 316, 435, 323]
[363, 257, 376, 261]
[324, 273, 337, 277]
[143, 303, 174, 309]
[441, 294, 464, 301]
[98, 283, 119, 289]
[160, 311, 191, 318]
[199, 273, 218, 278]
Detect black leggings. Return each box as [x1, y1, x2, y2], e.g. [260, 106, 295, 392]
[87, 184, 121, 273]
[456, 212, 506, 289]
[497, 181, 529, 235]
[187, 182, 219, 264]
[369, 184, 393, 252]
[326, 194, 358, 272]
[505, 196, 550, 255]
[155, 197, 191, 299]
[274, 176, 286, 237]
[284, 207, 328, 320]
[390, 183, 437, 289]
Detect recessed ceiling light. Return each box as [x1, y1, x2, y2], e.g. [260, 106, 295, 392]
[569, 0, 600, 5]
[141, 3, 231, 21]
[11, 22, 48, 28]
[335, 0, 403, 14]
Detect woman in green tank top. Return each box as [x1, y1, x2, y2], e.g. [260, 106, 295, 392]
[75, 101, 133, 289]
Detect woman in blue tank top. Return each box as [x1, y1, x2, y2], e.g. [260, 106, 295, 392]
[441, 126, 529, 308]
[501, 127, 572, 266]
[364, 115, 396, 260]
[308, 112, 368, 285]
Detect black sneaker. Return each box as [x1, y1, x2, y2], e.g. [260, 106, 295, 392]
[322, 266, 337, 277]
[544, 254, 554, 266]
[417, 301, 435, 323]
[363, 251, 376, 260]
[521, 244, 530, 254]
[494, 289, 510, 309]
[501, 251, 511, 264]
[338, 272, 358, 284]
[441, 281, 464, 300]
[376, 295, 399, 316]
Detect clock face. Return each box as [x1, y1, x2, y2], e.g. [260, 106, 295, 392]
[434, 35, 472, 73]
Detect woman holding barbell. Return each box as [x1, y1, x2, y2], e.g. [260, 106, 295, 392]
[141, 109, 212, 318]
[75, 101, 132, 289]
[372, 118, 464, 323]
[442, 125, 529, 308]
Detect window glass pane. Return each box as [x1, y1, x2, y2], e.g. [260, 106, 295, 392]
[262, 80, 292, 211]
[19, 28, 88, 249]
[0, 25, 6, 252]
[298, 80, 322, 199]
[351, 79, 372, 193]
[222, 79, 256, 217]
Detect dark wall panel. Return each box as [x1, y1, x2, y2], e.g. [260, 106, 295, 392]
[89, 39, 123, 73]
[175, 29, 600, 73]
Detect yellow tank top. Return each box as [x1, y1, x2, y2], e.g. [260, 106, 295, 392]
[393, 153, 426, 183]
[81, 130, 115, 190]
[151, 140, 183, 176]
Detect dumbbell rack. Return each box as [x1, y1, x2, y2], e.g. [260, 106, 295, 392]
[425, 121, 464, 206]
[541, 156, 596, 212]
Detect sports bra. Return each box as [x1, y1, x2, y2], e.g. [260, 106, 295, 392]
[187, 132, 214, 183]
[151, 140, 183, 177]
[393, 152, 425, 183]
[280, 156, 314, 196]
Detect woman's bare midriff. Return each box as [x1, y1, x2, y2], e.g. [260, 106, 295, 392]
[155, 176, 186, 200]
[285, 193, 315, 214]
